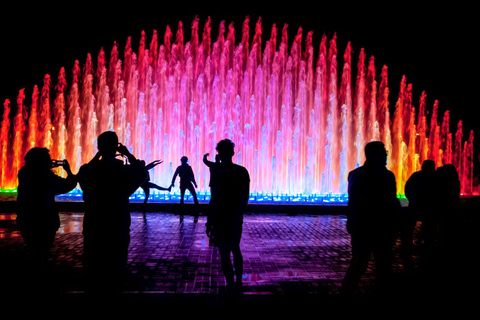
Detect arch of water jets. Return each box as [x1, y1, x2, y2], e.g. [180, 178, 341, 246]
[0, 17, 474, 202]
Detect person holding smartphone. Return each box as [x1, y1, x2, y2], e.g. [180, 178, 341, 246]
[16, 147, 77, 270]
[76, 131, 147, 299]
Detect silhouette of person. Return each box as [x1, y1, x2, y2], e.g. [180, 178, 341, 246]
[76, 131, 147, 298]
[205, 139, 250, 294]
[404, 159, 437, 269]
[424, 164, 460, 269]
[342, 141, 401, 295]
[16, 148, 77, 269]
[140, 159, 171, 203]
[204, 153, 220, 245]
[203, 152, 220, 187]
[433, 164, 460, 228]
[171, 156, 199, 220]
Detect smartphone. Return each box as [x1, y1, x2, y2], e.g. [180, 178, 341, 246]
[52, 160, 64, 167]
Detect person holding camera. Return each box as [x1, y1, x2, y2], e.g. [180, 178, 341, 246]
[76, 131, 147, 298]
[16, 147, 77, 270]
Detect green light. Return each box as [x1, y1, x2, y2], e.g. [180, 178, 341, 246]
[0, 189, 17, 193]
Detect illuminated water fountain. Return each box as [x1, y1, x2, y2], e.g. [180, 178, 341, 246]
[0, 17, 475, 203]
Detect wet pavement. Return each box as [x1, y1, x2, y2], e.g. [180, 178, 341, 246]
[1, 208, 479, 315]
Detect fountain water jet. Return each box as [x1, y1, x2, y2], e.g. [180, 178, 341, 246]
[0, 16, 475, 201]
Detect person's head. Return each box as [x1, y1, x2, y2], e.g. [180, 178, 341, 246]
[24, 147, 52, 170]
[97, 131, 119, 158]
[364, 141, 387, 167]
[180, 156, 188, 164]
[216, 139, 235, 163]
[437, 164, 460, 182]
[421, 160, 436, 173]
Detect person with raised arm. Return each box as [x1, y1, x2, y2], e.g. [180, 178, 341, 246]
[140, 159, 171, 203]
[205, 139, 250, 295]
[16, 147, 77, 269]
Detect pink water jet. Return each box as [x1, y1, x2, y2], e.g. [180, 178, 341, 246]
[0, 16, 475, 198]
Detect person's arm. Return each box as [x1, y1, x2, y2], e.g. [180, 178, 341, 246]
[239, 168, 250, 213]
[347, 171, 355, 210]
[389, 171, 402, 213]
[52, 160, 78, 195]
[146, 160, 163, 171]
[203, 153, 214, 167]
[404, 174, 416, 205]
[118, 143, 139, 165]
[117, 144, 148, 196]
[346, 171, 357, 234]
[171, 167, 179, 187]
[190, 166, 197, 188]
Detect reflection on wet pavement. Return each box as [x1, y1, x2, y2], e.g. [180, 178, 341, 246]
[0, 211, 402, 295]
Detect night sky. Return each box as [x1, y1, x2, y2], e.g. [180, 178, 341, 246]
[1, 2, 478, 174]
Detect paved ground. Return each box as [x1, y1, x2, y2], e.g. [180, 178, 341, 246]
[1, 208, 479, 315]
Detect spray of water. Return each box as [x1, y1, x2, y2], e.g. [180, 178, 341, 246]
[0, 16, 475, 201]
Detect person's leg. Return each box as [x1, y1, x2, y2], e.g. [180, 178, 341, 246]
[373, 231, 395, 291]
[179, 186, 186, 221]
[186, 184, 200, 220]
[231, 244, 244, 287]
[342, 234, 371, 294]
[343, 249, 370, 289]
[146, 181, 170, 191]
[21, 227, 56, 269]
[141, 186, 150, 204]
[219, 245, 235, 288]
[400, 219, 416, 272]
[189, 185, 199, 205]
[180, 186, 186, 205]
[373, 246, 393, 292]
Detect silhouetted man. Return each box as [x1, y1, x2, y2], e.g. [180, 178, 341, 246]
[204, 152, 220, 245]
[426, 164, 460, 270]
[203, 152, 220, 188]
[171, 156, 199, 221]
[140, 159, 171, 203]
[206, 139, 250, 294]
[342, 141, 400, 295]
[76, 131, 147, 298]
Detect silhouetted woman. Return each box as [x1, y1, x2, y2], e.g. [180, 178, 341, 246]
[140, 160, 171, 203]
[16, 148, 77, 268]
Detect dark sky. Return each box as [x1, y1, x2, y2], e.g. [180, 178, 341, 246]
[1, 2, 478, 157]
